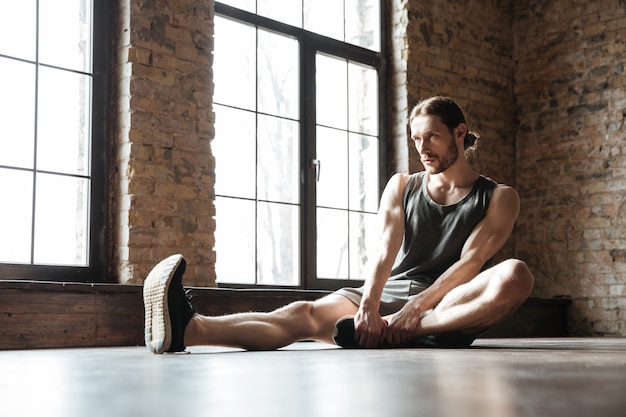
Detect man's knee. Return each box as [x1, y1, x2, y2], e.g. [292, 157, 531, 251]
[282, 300, 314, 318]
[493, 259, 534, 303]
[283, 296, 355, 340]
[282, 301, 317, 337]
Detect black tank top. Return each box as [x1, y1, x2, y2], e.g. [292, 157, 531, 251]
[389, 172, 497, 286]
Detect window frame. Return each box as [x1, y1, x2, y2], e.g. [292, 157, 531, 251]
[214, 2, 388, 290]
[0, 0, 111, 282]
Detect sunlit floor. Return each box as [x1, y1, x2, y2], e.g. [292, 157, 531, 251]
[1, 338, 625, 417]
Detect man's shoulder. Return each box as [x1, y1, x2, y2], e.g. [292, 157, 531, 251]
[479, 176, 518, 194]
[393, 172, 424, 180]
[393, 172, 426, 196]
[490, 182, 518, 195]
[393, 171, 425, 186]
[488, 184, 520, 218]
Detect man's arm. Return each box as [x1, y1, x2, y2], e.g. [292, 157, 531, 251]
[353, 173, 408, 348]
[383, 184, 520, 345]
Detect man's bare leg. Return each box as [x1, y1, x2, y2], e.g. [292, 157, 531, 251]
[184, 294, 358, 351]
[408, 259, 534, 338]
[144, 254, 360, 353]
[333, 259, 534, 348]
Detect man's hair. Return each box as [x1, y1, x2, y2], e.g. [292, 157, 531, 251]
[409, 96, 479, 150]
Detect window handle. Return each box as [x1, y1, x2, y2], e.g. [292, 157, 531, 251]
[311, 158, 321, 181]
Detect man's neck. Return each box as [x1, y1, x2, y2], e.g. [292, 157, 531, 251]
[425, 159, 479, 205]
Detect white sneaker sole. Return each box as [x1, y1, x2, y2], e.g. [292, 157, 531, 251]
[143, 254, 185, 354]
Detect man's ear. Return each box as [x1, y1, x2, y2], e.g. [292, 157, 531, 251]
[455, 123, 468, 143]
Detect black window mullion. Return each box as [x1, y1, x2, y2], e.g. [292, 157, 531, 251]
[344, 58, 351, 281]
[30, 0, 40, 265]
[302, 36, 317, 290]
[88, 0, 112, 282]
[254, 26, 260, 285]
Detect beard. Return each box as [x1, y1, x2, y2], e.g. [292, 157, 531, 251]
[423, 140, 459, 174]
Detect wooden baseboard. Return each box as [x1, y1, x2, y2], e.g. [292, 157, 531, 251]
[481, 297, 570, 338]
[0, 281, 569, 350]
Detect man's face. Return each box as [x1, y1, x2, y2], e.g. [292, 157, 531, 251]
[410, 115, 459, 174]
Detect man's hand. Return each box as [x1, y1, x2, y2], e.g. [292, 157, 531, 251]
[383, 298, 428, 346]
[353, 307, 388, 348]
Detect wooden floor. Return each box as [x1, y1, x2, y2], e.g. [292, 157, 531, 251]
[1, 338, 625, 417]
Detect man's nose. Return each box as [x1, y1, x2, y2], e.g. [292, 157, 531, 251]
[416, 140, 427, 154]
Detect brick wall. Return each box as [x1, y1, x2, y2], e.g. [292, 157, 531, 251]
[389, 0, 516, 259]
[388, 0, 410, 172]
[111, 0, 216, 285]
[111, 0, 625, 334]
[391, 0, 516, 188]
[514, 1, 626, 335]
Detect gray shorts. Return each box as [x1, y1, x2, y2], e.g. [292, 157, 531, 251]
[334, 279, 429, 316]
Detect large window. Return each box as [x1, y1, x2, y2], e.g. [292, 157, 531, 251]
[213, 1, 385, 289]
[0, 0, 109, 281]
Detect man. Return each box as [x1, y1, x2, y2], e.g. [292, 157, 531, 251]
[143, 96, 534, 353]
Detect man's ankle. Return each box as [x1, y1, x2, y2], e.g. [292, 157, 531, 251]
[183, 313, 200, 346]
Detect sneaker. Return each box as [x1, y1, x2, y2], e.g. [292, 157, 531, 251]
[332, 316, 362, 348]
[332, 316, 476, 349]
[143, 254, 196, 353]
[332, 316, 393, 348]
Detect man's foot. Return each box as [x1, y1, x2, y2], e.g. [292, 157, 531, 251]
[332, 316, 476, 349]
[333, 316, 394, 348]
[143, 254, 196, 354]
[332, 316, 362, 348]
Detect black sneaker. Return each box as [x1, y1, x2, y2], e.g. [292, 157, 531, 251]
[332, 316, 476, 349]
[332, 316, 393, 348]
[143, 254, 196, 353]
[332, 316, 362, 348]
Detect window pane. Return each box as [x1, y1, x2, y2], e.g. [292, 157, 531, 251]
[303, 0, 343, 42]
[0, 169, 33, 263]
[316, 54, 347, 129]
[0, 1, 36, 61]
[349, 133, 379, 212]
[33, 173, 89, 265]
[217, 0, 255, 13]
[0, 58, 36, 169]
[214, 17, 256, 110]
[257, 202, 299, 286]
[258, 115, 299, 204]
[349, 211, 377, 280]
[349, 62, 378, 136]
[39, 0, 92, 72]
[214, 105, 256, 198]
[316, 126, 348, 209]
[317, 207, 348, 279]
[257, 29, 299, 119]
[37, 67, 91, 175]
[214, 3, 382, 289]
[215, 197, 256, 284]
[258, 0, 302, 27]
[345, 0, 380, 51]
[0, 0, 102, 274]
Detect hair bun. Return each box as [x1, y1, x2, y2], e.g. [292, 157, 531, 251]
[464, 131, 479, 149]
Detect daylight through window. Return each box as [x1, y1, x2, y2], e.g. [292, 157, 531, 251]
[0, 1, 95, 268]
[213, 1, 385, 289]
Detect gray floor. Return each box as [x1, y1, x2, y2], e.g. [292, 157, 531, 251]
[1, 338, 626, 417]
